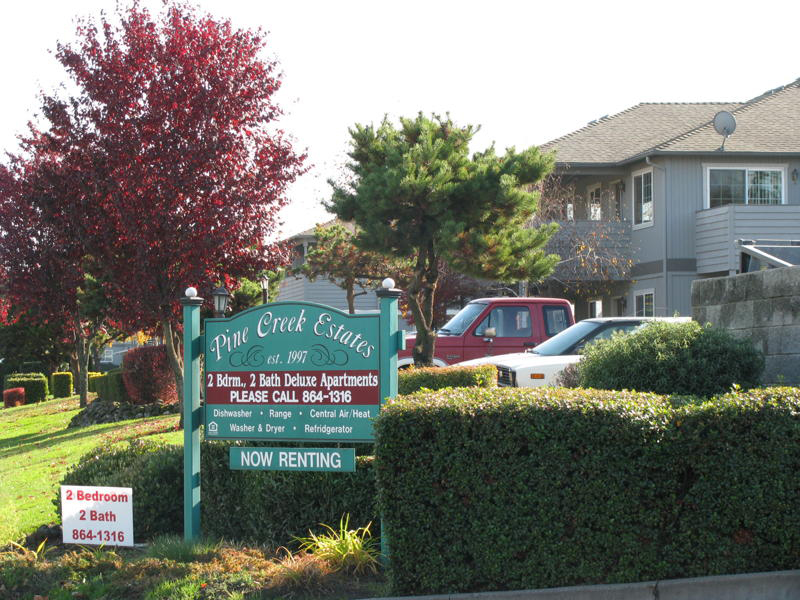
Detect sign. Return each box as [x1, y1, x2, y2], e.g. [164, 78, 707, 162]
[61, 485, 133, 546]
[183, 287, 402, 541]
[204, 303, 381, 442]
[230, 447, 356, 472]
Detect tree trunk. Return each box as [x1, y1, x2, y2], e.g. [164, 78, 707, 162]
[73, 317, 90, 407]
[90, 344, 102, 371]
[407, 243, 439, 366]
[162, 319, 184, 428]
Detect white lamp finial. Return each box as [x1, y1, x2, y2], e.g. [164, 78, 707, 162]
[185, 287, 198, 298]
[382, 278, 395, 290]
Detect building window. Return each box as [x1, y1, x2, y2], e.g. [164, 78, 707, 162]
[588, 186, 602, 221]
[633, 170, 653, 227]
[707, 167, 784, 208]
[588, 299, 602, 318]
[634, 289, 654, 317]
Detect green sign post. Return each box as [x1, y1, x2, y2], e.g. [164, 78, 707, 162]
[181, 281, 403, 541]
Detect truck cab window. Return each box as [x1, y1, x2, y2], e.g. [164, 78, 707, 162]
[474, 307, 531, 338]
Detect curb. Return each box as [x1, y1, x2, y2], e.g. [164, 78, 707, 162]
[365, 569, 800, 600]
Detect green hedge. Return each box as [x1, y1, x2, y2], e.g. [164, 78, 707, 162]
[398, 364, 497, 395]
[374, 386, 800, 595]
[201, 441, 377, 546]
[57, 440, 182, 541]
[51, 372, 74, 398]
[57, 440, 377, 547]
[3, 373, 49, 403]
[87, 372, 102, 393]
[94, 369, 130, 403]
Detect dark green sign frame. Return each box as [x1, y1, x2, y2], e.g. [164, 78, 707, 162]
[181, 288, 403, 541]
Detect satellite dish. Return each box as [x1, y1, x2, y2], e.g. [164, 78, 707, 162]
[713, 111, 736, 150]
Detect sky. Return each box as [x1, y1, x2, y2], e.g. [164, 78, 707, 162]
[2, 0, 799, 237]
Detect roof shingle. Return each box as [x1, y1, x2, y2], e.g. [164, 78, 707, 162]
[542, 78, 800, 165]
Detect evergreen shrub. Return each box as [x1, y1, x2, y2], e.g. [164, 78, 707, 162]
[398, 364, 497, 395]
[3, 387, 25, 407]
[57, 440, 182, 540]
[578, 321, 764, 396]
[57, 440, 377, 546]
[94, 369, 130, 403]
[51, 371, 74, 398]
[3, 373, 48, 403]
[201, 441, 377, 546]
[374, 385, 800, 595]
[87, 372, 102, 393]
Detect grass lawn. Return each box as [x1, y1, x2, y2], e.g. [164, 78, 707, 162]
[0, 397, 389, 599]
[0, 396, 181, 545]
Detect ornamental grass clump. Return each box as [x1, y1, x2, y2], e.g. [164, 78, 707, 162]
[294, 514, 380, 575]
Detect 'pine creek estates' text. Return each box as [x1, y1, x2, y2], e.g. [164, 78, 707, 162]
[208, 309, 376, 362]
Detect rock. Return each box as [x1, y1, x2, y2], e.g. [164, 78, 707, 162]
[67, 398, 178, 428]
[25, 523, 62, 548]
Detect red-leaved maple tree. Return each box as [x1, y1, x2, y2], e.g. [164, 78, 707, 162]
[0, 134, 122, 407]
[31, 2, 305, 405]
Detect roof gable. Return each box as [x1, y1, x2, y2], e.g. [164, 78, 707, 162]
[655, 80, 800, 154]
[542, 78, 800, 165]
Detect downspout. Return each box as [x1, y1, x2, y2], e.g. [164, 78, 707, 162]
[646, 156, 669, 316]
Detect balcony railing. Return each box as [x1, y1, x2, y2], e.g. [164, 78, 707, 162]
[541, 219, 632, 282]
[695, 204, 800, 275]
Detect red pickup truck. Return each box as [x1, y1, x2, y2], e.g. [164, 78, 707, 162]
[397, 297, 574, 368]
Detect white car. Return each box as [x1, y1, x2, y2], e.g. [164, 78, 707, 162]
[456, 317, 691, 387]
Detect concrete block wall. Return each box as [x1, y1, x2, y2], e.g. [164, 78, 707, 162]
[692, 266, 800, 385]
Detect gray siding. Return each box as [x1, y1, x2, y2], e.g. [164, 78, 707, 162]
[667, 273, 695, 317]
[276, 275, 306, 302]
[275, 275, 379, 313]
[629, 274, 667, 317]
[629, 160, 666, 265]
[667, 155, 800, 260]
[695, 205, 800, 274]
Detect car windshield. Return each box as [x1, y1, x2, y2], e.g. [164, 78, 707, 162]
[528, 320, 608, 356]
[437, 302, 487, 336]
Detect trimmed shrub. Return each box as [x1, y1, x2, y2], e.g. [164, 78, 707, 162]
[57, 440, 182, 541]
[201, 441, 377, 547]
[51, 371, 74, 398]
[87, 372, 102, 393]
[398, 364, 497, 395]
[57, 439, 377, 546]
[3, 387, 25, 407]
[4, 373, 48, 403]
[374, 386, 800, 595]
[94, 369, 130, 404]
[122, 345, 177, 405]
[578, 321, 764, 397]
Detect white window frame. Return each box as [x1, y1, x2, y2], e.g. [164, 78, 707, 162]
[634, 288, 655, 317]
[703, 163, 787, 209]
[587, 184, 602, 221]
[588, 299, 603, 318]
[631, 167, 654, 229]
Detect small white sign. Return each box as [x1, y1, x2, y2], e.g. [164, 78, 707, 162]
[61, 485, 134, 546]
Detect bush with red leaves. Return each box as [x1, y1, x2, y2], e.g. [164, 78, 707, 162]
[122, 345, 177, 406]
[3, 387, 25, 407]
